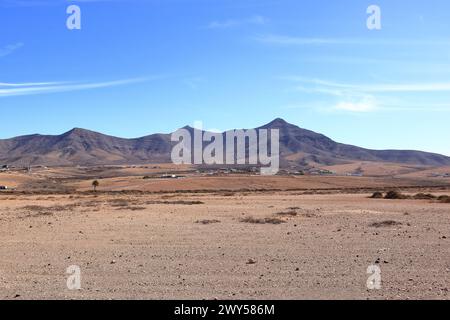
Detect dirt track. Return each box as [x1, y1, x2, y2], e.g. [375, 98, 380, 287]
[0, 191, 448, 300]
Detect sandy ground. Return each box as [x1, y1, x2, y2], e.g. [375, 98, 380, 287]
[0, 190, 448, 300]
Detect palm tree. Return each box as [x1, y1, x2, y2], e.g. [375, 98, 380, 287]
[92, 180, 99, 192]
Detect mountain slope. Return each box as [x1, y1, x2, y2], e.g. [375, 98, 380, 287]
[0, 118, 449, 167]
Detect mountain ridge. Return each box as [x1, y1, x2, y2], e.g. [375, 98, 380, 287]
[0, 118, 449, 167]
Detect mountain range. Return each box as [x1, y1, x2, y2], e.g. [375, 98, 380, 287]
[0, 118, 449, 168]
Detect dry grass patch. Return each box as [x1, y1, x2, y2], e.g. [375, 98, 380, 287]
[275, 210, 298, 217]
[145, 200, 204, 205]
[370, 192, 384, 199]
[22, 204, 78, 211]
[384, 190, 408, 199]
[438, 195, 450, 203]
[369, 220, 403, 228]
[240, 216, 286, 225]
[195, 219, 221, 225]
[413, 193, 437, 200]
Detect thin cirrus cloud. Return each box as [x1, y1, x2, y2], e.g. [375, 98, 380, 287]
[288, 77, 450, 94]
[255, 34, 450, 46]
[207, 15, 268, 29]
[333, 98, 377, 113]
[0, 77, 150, 98]
[285, 77, 450, 113]
[0, 43, 24, 58]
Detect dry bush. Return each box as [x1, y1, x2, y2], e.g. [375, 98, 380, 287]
[301, 212, 319, 218]
[240, 216, 286, 225]
[22, 205, 46, 212]
[369, 220, 403, 228]
[413, 193, 437, 200]
[128, 206, 147, 211]
[370, 192, 384, 199]
[438, 195, 450, 203]
[195, 219, 221, 225]
[146, 200, 204, 205]
[24, 211, 53, 218]
[384, 190, 408, 199]
[276, 210, 298, 217]
[22, 204, 78, 212]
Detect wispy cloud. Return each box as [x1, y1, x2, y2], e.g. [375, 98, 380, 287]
[0, 77, 149, 98]
[285, 77, 450, 113]
[289, 77, 450, 93]
[0, 43, 24, 58]
[207, 15, 268, 29]
[333, 97, 377, 113]
[256, 34, 450, 46]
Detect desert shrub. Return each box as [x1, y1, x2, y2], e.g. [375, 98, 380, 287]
[22, 204, 78, 211]
[301, 212, 319, 218]
[413, 193, 437, 200]
[369, 220, 402, 228]
[240, 216, 286, 224]
[128, 206, 146, 211]
[145, 200, 204, 205]
[384, 190, 407, 199]
[195, 219, 221, 224]
[370, 192, 384, 199]
[275, 210, 298, 216]
[438, 195, 450, 203]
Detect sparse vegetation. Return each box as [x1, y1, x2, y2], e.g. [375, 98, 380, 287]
[301, 212, 319, 218]
[275, 210, 298, 216]
[240, 216, 286, 225]
[413, 193, 437, 200]
[370, 191, 384, 199]
[438, 195, 450, 203]
[22, 204, 78, 211]
[370, 220, 403, 228]
[195, 219, 221, 225]
[127, 206, 147, 211]
[92, 180, 99, 192]
[145, 200, 204, 205]
[384, 190, 407, 199]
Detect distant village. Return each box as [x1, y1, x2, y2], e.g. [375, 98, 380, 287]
[1, 162, 449, 191]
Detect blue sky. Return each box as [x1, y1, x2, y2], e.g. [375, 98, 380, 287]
[1, 0, 450, 155]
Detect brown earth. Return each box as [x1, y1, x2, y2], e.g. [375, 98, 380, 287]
[0, 188, 448, 300]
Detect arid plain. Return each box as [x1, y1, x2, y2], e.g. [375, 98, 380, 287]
[0, 164, 449, 300]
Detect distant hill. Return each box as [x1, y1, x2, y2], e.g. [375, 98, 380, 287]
[0, 118, 449, 167]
